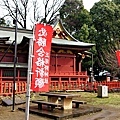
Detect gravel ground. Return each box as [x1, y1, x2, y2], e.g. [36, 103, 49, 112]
[0, 104, 120, 120]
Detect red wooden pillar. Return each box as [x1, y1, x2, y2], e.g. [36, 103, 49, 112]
[59, 77, 61, 90]
[68, 77, 71, 90]
[73, 55, 76, 74]
[79, 62, 81, 72]
[77, 77, 80, 89]
[55, 54, 57, 73]
[0, 69, 2, 94]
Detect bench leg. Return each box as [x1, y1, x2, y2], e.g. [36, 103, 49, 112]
[75, 103, 79, 108]
[61, 98, 72, 110]
[38, 104, 42, 110]
[51, 106, 55, 111]
[47, 105, 55, 111]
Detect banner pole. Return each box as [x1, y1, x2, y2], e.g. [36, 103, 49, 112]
[12, 4, 18, 112]
[25, 38, 34, 120]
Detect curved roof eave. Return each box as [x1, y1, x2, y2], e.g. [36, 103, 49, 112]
[59, 19, 79, 42]
[52, 38, 95, 47]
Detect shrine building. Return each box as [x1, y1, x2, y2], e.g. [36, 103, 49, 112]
[0, 19, 94, 95]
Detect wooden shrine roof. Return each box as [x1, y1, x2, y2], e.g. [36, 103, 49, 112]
[0, 19, 95, 50]
[52, 38, 94, 47]
[51, 18, 95, 49]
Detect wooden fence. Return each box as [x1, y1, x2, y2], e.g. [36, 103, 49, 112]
[0, 81, 26, 96]
[50, 81, 120, 92]
[0, 80, 120, 96]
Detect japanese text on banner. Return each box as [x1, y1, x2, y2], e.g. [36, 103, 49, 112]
[31, 24, 53, 92]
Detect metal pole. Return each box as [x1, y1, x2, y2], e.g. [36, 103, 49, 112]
[25, 38, 34, 120]
[84, 51, 94, 82]
[12, 4, 18, 112]
[90, 53, 94, 91]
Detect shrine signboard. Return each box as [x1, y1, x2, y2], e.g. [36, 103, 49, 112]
[31, 24, 53, 92]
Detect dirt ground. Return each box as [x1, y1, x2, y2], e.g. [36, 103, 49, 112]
[0, 104, 120, 120]
[0, 92, 120, 120]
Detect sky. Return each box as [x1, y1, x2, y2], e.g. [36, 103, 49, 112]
[26, 0, 101, 29]
[83, 0, 100, 11]
[0, 0, 100, 29]
[0, 0, 100, 16]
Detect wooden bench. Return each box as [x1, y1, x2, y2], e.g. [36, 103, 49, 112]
[32, 100, 63, 111]
[72, 100, 87, 108]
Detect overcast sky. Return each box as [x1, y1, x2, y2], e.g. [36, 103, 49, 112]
[27, 0, 101, 29]
[83, 0, 100, 11]
[0, 0, 100, 29]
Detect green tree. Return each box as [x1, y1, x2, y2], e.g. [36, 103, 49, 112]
[79, 24, 89, 42]
[60, 0, 83, 34]
[0, 18, 6, 26]
[60, 0, 97, 72]
[0, 18, 10, 26]
[112, 0, 120, 4]
[60, 0, 97, 43]
[90, 0, 120, 77]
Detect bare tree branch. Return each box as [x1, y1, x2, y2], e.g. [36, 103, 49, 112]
[0, 0, 29, 28]
[98, 40, 120, 77]
[42, 0, 65, 23]
[0, 0, 65, 28]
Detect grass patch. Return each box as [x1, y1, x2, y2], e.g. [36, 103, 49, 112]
[78, 92, 120, 108]
[28, 91, 120, 108]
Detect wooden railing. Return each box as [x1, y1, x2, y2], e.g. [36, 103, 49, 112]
[0, 71, 88, 96]
[50, 80, 87, 91]
[0, 77, 120, 96]
[0, 81, 27, 96]
[49, 71, 87, 76]
[49, 80, 120, 92]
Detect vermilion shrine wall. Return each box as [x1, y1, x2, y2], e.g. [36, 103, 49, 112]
[50, 53, 76, 73]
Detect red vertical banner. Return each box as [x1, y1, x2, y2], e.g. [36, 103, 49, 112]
[116, 50, 120, 66]
[31, 24, 53, 92]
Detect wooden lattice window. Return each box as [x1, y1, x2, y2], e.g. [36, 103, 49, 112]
[20, 69, 27, 77]
[2, 69, 17, 77]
